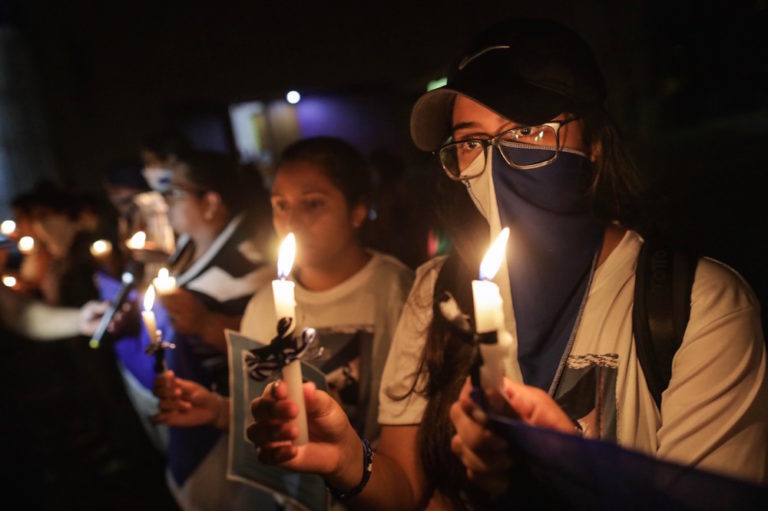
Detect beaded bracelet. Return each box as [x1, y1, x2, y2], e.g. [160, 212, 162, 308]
[327, 435, 374, 501]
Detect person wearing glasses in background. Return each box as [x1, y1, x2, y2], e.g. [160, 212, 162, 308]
[247, 18, 768, 510]
[152, 148, 273, 511]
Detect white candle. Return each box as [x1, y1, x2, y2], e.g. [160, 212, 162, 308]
[272, 232, 308, 445]
[153, 267, 177, 294]
[126, 231, 146, 250]
[18, 236, 35, 254]
[141, 285, 160, 345]
[473, 228, 511, 391]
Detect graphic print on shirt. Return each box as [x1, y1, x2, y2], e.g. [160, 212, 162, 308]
[306, 326, 373, 435]
[554, 353, 618, 440]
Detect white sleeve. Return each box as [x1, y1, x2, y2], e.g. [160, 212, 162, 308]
[657, 257, 768, 484]
[378, 257, 445, 425]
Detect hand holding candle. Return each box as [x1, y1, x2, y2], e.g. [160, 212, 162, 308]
[272, 233, 308, 445]
[142, 284, 171, 372]
[472, 227, 512, 393]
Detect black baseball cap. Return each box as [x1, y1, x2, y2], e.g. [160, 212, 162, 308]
[410, 18, 607, 151]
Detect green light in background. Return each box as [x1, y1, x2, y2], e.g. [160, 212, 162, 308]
[426, 77, 447, 91]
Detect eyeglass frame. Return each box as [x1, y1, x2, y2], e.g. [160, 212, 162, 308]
[434, 117, 581, 181]
[160, 183, 207, 202]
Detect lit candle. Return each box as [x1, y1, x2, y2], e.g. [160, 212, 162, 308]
[18, 236, 35, 254]
[272, 232, 308, 445]
[89, 239, 113, 257]
[141, 285, 160, 345]
[272, 233, 297, 321]
[472, 227, 512, 391]
[1, 220, 16, 236]
[152, 267, 177, 294]
[126, 231, 146, 250]
[2, 274, 17, 288]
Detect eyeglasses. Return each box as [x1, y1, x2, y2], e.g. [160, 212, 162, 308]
[435, 118, 580, 181]
[161, 185, 205, 202]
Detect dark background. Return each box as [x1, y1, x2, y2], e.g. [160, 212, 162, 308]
[0, 1, 766, 509]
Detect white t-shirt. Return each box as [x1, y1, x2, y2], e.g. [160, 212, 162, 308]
[379, 230, 768, 484]
[180, 251, 414, 511]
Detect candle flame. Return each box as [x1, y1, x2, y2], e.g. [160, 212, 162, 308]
[276, 232, 296, 279]
[90, 239, 112, 257]
[2, 274, 17, 287]
[479, 227, 509, 281]
[18, 236, 35, 253]
[1, 220, 16, 236]
[157, 267, 169, 280]
[143, 285, 156, 311]
[127, 231, 146, 249]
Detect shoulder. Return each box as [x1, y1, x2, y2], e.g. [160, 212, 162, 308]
[407, 256, 447, 301]
[368, 251, 415, 282]
[240, 286, 275, 338]
[364, 251, 416, 298]
[678, 255, 764, 367]
[692, 257, 761, 313]
[414, 255, 448, 285]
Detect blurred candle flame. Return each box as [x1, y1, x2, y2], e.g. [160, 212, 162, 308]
[127, 231, 146, 249]
[18, 236, 35, 253]
[276, 233, 296, 279]
[1, 220, 16, 236]
[90, 239, 112, 257]
[479, 227, 509, 281]
[143, 284, 156, 311]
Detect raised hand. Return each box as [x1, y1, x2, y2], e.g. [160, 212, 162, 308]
[246, 379, 361, 481]
[151, 369, 227, 429]
[78, 300, 110, 336]
[449, 377, 577, 495]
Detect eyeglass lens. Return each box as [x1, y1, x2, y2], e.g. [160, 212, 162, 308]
[439, 124, 559, 178]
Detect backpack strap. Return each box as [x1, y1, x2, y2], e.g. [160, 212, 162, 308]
[632, 239, 698, 410]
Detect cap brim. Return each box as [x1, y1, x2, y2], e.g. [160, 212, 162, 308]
[410, 83, 571, 152]
[410, 88, 459, 152]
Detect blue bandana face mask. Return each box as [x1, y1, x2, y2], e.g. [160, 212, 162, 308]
[466, 146, 603, 391]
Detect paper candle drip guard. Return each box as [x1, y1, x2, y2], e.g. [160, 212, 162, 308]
[245, 317, 319, 381]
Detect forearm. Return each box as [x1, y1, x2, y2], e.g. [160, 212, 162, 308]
[20, 301, 82, 340]
[330, 425, 426, 511]
[0, 287, 81, 340]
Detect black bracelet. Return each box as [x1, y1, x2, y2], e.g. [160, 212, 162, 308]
[327, 435, 374, 501]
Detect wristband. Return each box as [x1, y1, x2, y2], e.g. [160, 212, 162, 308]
[327, 435, 373, 501]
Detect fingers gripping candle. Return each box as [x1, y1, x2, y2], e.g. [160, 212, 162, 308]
[472, 227, 513, 392]
[272, 233, 308, 445]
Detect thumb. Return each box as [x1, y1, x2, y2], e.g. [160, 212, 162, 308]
[302, 381, 334, 418]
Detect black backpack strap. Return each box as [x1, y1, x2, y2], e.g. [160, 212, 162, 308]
[633, 239, 698, 410]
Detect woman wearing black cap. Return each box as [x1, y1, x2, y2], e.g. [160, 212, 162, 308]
[248, 19, 768, 509]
